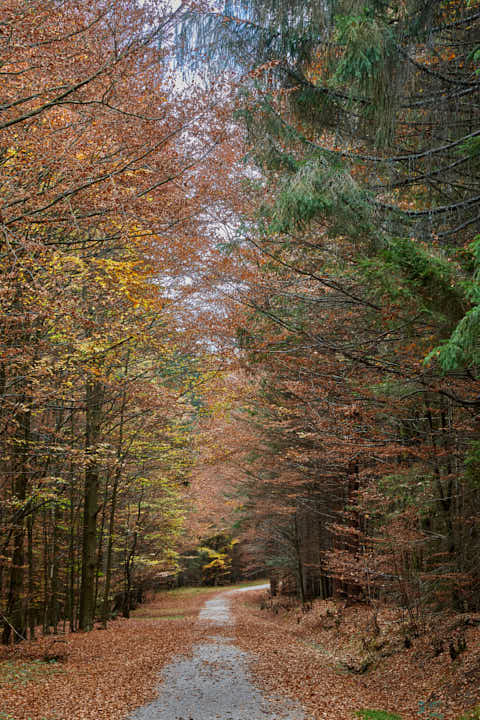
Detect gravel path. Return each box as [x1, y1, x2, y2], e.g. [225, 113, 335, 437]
[128, 585, 306, 720]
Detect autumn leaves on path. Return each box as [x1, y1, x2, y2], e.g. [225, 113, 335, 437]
[0, 590, 210, 720]
[129, 584, 307, 720]
[4, 586, 480, 720]
[1, 583, 305, 720]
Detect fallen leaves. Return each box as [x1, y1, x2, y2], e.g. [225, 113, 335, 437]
[232, 591, 480, 720]
[0, 590, 210, 720]
[4, 586, 479, 720]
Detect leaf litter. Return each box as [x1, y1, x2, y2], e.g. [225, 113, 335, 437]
[231, 590, 480, 720]
[0, 590, 211, 720]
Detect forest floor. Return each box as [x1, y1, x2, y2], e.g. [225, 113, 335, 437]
[231, 589, 480, 720]
[1, 584, 480, 720]
[0, 582, 262, 720]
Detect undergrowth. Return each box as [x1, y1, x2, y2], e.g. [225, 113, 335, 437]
[0, 659, 60, 686]
[356, 711, 402, 720]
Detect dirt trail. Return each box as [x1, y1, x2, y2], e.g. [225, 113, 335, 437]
[128, 585, 306, 720]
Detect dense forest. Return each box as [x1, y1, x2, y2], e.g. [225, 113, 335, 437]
[1, 0, 480, 681]
[195, 0, 480, 624]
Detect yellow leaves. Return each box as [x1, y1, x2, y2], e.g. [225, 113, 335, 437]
[50, 252, 86, 272]
[3, 145, 17, 166]
[92, 256, 160, 312]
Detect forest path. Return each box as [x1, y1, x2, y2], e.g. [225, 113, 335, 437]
[128, 584, 306, 720]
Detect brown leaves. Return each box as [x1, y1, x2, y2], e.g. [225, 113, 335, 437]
[232, 591, 480, 720]
[0, 591, 210, 720]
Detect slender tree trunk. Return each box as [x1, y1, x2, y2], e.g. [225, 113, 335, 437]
[42, 508, 49, 634]
[426, 399, 455, 554]
[101, 468, 120, 627]
[293, 514, 306, 605]
[2, 403, 31, 644]
[102, 352, 129, 627]
[66, 411, 77, 632]
[50, 506, 59, 634]
[0, 361, 6, 606]
[123, 493, 142, 619]
[27, 513, 35, 640]
[94, 479, 108, 613]
[79, 379, 102, 632]
[123, 529, 138, 620]
[68, 524, 76, 632]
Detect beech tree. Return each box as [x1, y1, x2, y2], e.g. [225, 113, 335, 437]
[0, 0, 228, 641]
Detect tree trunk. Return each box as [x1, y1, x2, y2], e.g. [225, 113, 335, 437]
[50, 506, 59, 633]
[293, 514, 306, 605]
[102, 352, 128, 627]
[79, 379, 102, 632]
[94, 478, 108, 613]
[101, 468, 120, 627]
[27, 513, 35, 640]
[2, 404, 31, 644]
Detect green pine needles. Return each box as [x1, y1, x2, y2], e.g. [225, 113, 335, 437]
[260, 157, 371, 236]
[425, 236, 480, 373]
